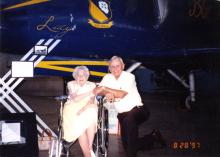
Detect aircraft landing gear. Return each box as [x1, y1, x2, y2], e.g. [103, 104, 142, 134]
[167, 69, 196, 110]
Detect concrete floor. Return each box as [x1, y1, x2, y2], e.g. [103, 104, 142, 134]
[1, 92, 220, 157]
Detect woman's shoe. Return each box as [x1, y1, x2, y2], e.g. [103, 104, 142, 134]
[62, 140, 74, 155]
[90, 150, 96, 157]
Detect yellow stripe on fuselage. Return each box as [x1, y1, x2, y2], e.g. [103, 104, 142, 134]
[36, 60, 108, 77]
[37, 60, 108, 66]
[2, 0, 50, 11]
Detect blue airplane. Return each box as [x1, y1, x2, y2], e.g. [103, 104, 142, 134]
[1, 0, 220, 107]
[1, 0, 220, 57]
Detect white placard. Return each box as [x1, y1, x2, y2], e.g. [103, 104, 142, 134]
[34, 45, 48, 55]
[2, 123, 21, 143]
[11, 61, 34, 77]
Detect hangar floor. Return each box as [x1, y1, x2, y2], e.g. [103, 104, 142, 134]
[1, 92, 220, 157]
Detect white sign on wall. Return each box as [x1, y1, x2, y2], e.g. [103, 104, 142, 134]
[11, 61, 34, 78]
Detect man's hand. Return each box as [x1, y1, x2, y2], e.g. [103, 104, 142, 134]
[106, 93, 115, 102]
[93, 86, 105, 95]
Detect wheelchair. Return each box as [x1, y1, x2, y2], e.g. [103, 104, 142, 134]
[52, 95, 109, 157]
[93, 96, 109, 157]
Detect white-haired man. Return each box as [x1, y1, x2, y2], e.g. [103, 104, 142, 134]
[94, 56, 147, 157]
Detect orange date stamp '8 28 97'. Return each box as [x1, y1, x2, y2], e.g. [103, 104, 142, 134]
[171, 141, 201, 150]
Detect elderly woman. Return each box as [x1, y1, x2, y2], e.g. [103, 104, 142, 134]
[63, 66, 97, 157]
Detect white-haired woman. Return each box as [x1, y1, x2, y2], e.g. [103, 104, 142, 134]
[63, 66, 97, 157]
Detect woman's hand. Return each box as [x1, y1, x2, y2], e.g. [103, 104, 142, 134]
[77, 94, 95, 115]
[69, 92, 77, 101]
[77, 107, 85, 115]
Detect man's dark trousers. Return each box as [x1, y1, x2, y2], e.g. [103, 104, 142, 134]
[117, 106, 146, 157]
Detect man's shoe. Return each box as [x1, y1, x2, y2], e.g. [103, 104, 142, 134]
[151, 129, 166, 148]
[138, 135, 154, 150]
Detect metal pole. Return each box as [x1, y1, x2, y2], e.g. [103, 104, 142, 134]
[189, 71, 196, 102]
[167, 69, 189, 89]
[126, 62, 142, 73]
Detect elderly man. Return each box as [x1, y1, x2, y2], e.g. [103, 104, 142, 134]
[94, 56, 147, 157]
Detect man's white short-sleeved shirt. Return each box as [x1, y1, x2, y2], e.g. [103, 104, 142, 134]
[99, 71, 143, 113]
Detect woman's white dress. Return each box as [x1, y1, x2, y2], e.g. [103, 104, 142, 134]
[62, 81, 97, 142]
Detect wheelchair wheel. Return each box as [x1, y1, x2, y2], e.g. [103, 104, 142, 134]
[93, 107, 109, 157]
[101, 108, 109, 152]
